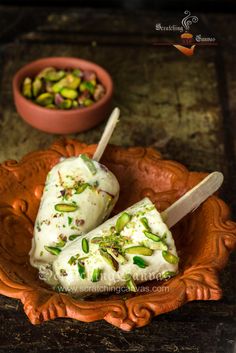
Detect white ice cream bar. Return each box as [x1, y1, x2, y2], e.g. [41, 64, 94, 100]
[53, 197, 179, 295]
[29, 154, 120, 279]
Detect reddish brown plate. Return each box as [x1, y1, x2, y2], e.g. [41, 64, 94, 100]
[0, 139, 235, 331]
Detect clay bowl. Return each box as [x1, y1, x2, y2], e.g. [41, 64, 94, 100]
[0, 139, 236, 331]
[12, 57, 113, 134]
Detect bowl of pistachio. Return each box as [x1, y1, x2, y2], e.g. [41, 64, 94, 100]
[13, 57, 113, 134]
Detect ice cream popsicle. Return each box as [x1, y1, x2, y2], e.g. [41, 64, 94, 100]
[53, 197, 179, 295]
[29, 154, 120, 281]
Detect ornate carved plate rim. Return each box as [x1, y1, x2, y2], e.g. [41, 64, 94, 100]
[0, 139, 235, 331]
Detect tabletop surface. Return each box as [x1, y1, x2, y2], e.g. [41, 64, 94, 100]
[0, 6, 235, 353]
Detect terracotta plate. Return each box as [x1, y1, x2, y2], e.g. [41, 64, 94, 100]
[0, 139, 235, 331]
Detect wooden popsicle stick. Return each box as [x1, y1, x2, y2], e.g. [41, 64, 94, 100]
[93, 107, 120, 162]
[161, 172, 224, 228]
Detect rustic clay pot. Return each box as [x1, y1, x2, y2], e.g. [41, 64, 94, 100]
[0, 139, 235, 331]
[12, 57, 113, 134]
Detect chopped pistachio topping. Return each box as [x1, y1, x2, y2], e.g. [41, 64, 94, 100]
[125, 246, 153, 256]
[125, 274, 137, 292]
[82, 238, 89, 253]
[106, 248, 127, 265]
[55, 203, 78, 212]
[68, 216, 73, 225]
[143, 231, 161, 242]
[99, 249, 119, 271]
[162, 250, 179, 264]
[162, 271, 176, 280]
[68, 253, 80, 265]
[75, 183, 90, 194]
[69, 234, 80, 241]
[140, 217, 151, 231]
[91, 236, 103, 244]
[115, 212, 131, 232]
[44, 246, 61, 256]
[145, 240, 168, 251]
[80, 154, 97, 175]
[91, 268, 102, 282]
[133, 256, 148, 268]
[55, 239, 66, 248]
[78, 261, 86, 279]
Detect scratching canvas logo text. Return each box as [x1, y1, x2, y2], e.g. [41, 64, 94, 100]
[155, 10, 217, 56]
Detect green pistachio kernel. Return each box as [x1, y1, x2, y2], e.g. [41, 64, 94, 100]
[143, 231, 161, 242]
[75, 183, 90, 194]
[106, 248, 127, 265]
[78, 261, 86, 279]
[133, 256, 148, 268]
[80, 154, 97, 175]
[125, 246, 153, 256]
[140, 217, 151, 231]
[36, 92, 54, 106]
[44, 246, 61, 256]
[91, 237, 103, 244]
[55, 239, 66, 248]
[72, 68, 82, 77]
[72, 100, 79, 108]
[32, 77, 43, 97]
[162, 271, 176, 280]
[147, 240, 168, 251]
[68, 216, 73, 226]
[69, 234, 80, 241]
[60, 88, 78, 100]
[22, 77, 32, 98]
[37, 67, 55, 79]
[82, 238, 89, 253]
[44, 70, 65, 82]
[83, 98, 94, 107]
[91, 268, 102, 282]
[68, 254, 79, 265]
[79, 81, 95, 94]
[46, 104, 56, 109]
[99, 249, 119, 271]
[162, 250, 179, 264]
[115, 212, 131, 233]
[52, 74, 80, 92]
[59, 99, 72, 109]
[54, 203, 78, 212]
[125, 274, 137, 292]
